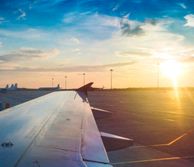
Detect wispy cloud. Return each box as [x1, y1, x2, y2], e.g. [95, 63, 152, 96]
[0, 17, 5, 24]
[120, 17, 143, 36]
[120, 17, 158, 36]
[116, 49, 151, 57]
[179, 56, 194, 62]
[0, 61, 134, 72]
[17, 9, 26, 20]
[112, 4, 120, 11]
[0, 48, 60, 63]
[0, 28, 48, 40]
[175, 49, 194, 63]
[184, 14, 194, 27]
[70, 37, 80, 44]
[92, 17, 189, 63]
[63, 12, 120, 38]
[66, 12, 120, 28]
[178, 3, 187, 9]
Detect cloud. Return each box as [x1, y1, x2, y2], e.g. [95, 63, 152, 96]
[120, 17, 158, 36]
[0, 14, 191, 75]
[174, 49, 194, 63]
[72, 48, 81, 54]
[179, 56, 194, 62]
[0, 17, 5, 24]
[178, 3, 187, 9]
[0, 61, 134, 72]
[63, 12, 77, 24]
[0, 28, 48, 40]
[87, 17, 189, 64]
[151, 46, 194, 64]
[112, 4, 120, 11]
[62, 13, 123, 42]
[17, 9, 26, 20]
[63, 12, 120, 32]
[70, 37, 80, 44]
[120, 18, 144, 36]
[57, 16, 187, 66]
[116, 49, 151, 57]
[184, 14, 194, 27]
[0, 48, 60, 63]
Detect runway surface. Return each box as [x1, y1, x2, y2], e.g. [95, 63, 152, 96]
[89, 90, 194, 167]
[1, 89, 194, 166]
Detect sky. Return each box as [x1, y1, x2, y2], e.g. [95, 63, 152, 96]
[1, 0, 194, 88]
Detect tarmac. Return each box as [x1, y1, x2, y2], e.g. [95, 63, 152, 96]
[89, 90, 194, 167]
[1, 89, 194, 166]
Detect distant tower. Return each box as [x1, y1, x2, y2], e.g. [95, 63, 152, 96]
[6, 84, 9, 89]
[15, 83, 18, 89]
[52, 78, 54, 87]
[83, 73, 86, 85]
[64, 76, 67, 89]
[157, 59, 160, 88]
[110, 69, 113, 90]
[10, 84, 14, 90]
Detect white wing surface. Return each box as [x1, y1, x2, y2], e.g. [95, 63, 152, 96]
[0, 90, 112, 167]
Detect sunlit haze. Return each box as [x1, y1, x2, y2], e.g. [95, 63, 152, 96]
[161, 60, 182, 79]
[1, 0, 194, 88]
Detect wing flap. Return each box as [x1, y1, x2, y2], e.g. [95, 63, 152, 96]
[101, 132, 134, 151]
[81, 102, 110, 164]
[85, 162, 112, 167]
[91, 107, 112, 119]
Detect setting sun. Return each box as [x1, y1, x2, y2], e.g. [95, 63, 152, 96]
[160, 60, 182, 79]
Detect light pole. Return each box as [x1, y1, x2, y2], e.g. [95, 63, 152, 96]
[110, 69, 113, 90]
[83, 73, 86, 85]
[52, 78, 54, 88]
[157, 59, 160, 88]
[64, 76, 67, 89]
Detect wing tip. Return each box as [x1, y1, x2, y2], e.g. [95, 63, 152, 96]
[77, 82, 94, 96]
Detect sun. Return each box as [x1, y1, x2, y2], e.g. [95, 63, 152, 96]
[160, 60, 182, 79]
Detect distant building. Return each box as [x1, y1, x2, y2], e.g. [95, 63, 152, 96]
[0, 83, 18, 92]
[5, 84, 9, 89]
[15, 83, 18, 89]
[39, 84, 60, 91]
[5, 83, 18, 90]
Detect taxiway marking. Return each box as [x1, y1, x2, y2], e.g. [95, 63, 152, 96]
[111, 155, 194, 165]
[167, 133, 187, 145]
[132, 132, 188, 148]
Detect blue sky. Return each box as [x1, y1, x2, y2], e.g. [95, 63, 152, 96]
[0, 0, 193, 27]
[1, 0, 194, 88]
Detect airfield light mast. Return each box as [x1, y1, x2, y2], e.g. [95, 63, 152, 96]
[157, 59, 160, 88]
[64, 76, 67, 89]
[52, 78, 54, 88]
[110, 69, 113, 90]
[83, 73, 86, 85]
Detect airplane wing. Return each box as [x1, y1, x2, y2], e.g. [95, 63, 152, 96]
[0, 83, 132, 167]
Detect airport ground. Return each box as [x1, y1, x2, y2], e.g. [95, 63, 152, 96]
[1, 89, 194, 166]
[89, 90, 194, 167]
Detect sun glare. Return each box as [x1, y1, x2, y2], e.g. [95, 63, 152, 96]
[160, 60, 182, 99]
[160, 60, 182, 79]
